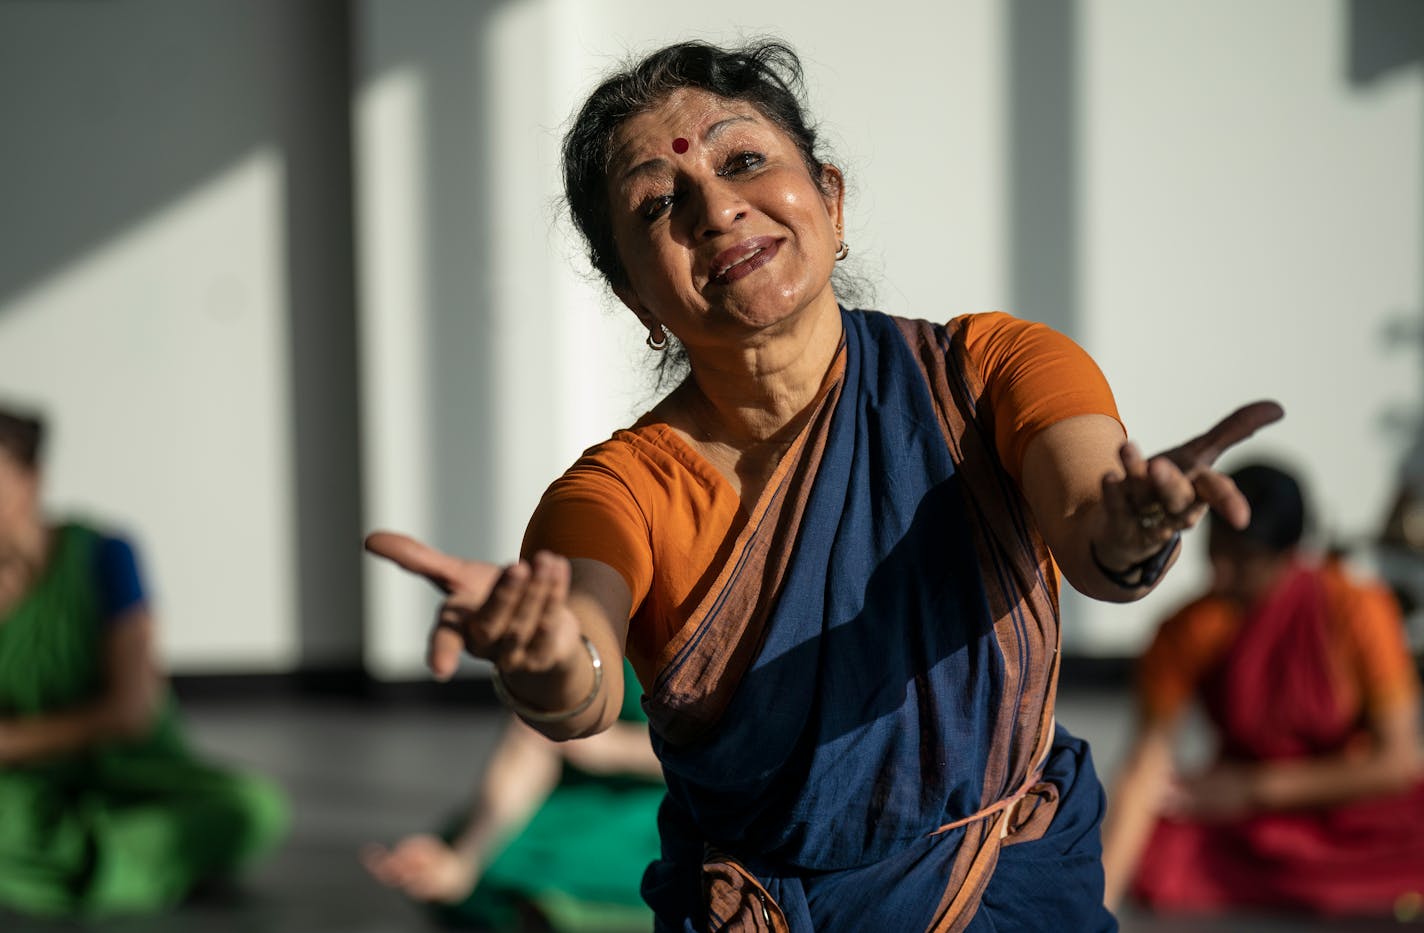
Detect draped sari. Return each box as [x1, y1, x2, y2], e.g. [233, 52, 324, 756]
[626, 310, 1116, 931]
[1133, 562, 1424, 916]
[0, 523, 287, 917]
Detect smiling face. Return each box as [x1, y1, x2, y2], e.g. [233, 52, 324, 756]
[1207, 524, 1291, 607]
[605, 88, 844, 353]
[0, 448, 39, 558]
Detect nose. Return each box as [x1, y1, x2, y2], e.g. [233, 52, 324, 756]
[688, 176, 747, 240]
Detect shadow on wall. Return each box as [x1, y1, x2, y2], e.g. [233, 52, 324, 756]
[0, 0, 363, 671]
[1348, 0, 1424, 651]
[358, 0, 517, 570]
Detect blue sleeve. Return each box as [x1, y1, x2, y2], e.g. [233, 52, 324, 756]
[94, 535, 147, 625]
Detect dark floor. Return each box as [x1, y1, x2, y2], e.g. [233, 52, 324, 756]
[2, 688, 1412, 932]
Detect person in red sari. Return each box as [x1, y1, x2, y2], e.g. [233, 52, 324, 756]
[1102, 462, 1424, 917]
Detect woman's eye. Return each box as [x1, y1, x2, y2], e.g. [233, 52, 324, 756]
[641, 194, 675, 220]
[719, 151, 764, 176]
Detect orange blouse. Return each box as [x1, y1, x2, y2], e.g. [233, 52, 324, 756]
[1137, 560, 1420, 723]
[522, 311, 1120, 682]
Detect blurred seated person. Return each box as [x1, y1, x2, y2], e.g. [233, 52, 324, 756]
[363, 658, 662, 932]
[1103, 462, 1424, 916]
[0, 407, 287, 918]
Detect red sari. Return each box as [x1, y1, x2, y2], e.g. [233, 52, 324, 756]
[1132, 561, 1424, 915]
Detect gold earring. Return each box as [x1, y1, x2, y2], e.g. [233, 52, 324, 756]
[835, 240, 850, 262]
[646, 326, 668, 351]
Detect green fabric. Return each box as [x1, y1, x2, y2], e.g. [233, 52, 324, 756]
[438, 661, 663, 931]
[0, 524, 287, 918]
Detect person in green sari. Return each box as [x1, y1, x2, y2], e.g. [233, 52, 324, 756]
[0, 406, 287, 918]
[362, 658, 663, 932]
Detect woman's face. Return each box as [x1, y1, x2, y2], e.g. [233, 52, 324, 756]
[605, 88, 845, 353]
[0, 449, 38, 553]
[1207, 526, 1290, 607]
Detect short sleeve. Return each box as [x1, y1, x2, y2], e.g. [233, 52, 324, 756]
[1331, 572, 1420, 715]
[521, 447, 654, 616]
[1136, 598, 1238, 723]
[958, 312, 1122, 481]
[94, 535, 147, 624]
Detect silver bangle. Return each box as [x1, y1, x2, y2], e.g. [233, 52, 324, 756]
[490, 636, 603, 724]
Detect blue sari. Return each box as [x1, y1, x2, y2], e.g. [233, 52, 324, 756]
[640, 310, 1115, 932]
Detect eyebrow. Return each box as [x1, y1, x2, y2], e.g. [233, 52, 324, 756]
[617, 115, 757, 183]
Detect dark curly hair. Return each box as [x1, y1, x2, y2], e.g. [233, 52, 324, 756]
[0, 406, 44, 470]
[1211, 462, 1308, 554]
[562, 39, 835, 291]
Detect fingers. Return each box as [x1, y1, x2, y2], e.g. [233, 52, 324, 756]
[499, 553, 571, 670]
[1177, 400, 1285, 468]
[424, 553, 574, 678]
[1111, 443, 1200, 536]
[1192, 469, 1252, 530]
[364, 531, 461, 594]
[361, 841, 424, 888]
[426, 616, 466, 682]
[361, 836, 459, 899]
[1119, 396, 1279, 537]
[1147, 456, 1196, 517]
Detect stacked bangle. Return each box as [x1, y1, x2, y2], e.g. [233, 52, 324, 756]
[490, 635, 604, 724]
[1090, 533, 1182, 590]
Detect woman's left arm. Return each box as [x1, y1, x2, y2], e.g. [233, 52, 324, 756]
[1254, 702, 1423, 809]
[1019, 402, 1283, 603]
[1174, 703, 1423, 820]
[0, 607, 164, 765]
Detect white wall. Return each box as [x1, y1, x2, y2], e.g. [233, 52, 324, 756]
[357, 0, 1419, 668]
[0, 0, 362, 672]
[3, 1, 1415, 672]
[1075, 0, 1422, 649]
[354, 0, 1011, 676]
[0, 153, 298, 670]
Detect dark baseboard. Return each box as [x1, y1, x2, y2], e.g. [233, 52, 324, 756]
[170, 667, 500, 706]
[171, 653, 1423, 711]
[1056, 655, 1136, 690]
[172, 655, 1143, 705]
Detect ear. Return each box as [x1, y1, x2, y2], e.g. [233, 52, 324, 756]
[818, 164, 846, 235]
[613, 283, 660, 333]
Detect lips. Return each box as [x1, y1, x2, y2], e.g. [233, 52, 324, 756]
[708, 236, 780, 285]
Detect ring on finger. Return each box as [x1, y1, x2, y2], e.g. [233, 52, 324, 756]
[1137, 503, 1168, 530]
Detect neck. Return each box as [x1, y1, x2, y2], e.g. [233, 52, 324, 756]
[0, 516, 49, 571]
[681, 297, 844, 444]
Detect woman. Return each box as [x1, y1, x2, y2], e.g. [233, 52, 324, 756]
[363, 659, 663, 931]
[0, 407, 287, 917]
[367, 41, 1281, 931]
[1102, 463, 1424, 916]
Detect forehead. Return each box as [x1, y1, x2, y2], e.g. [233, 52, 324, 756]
[610, 89, 772, 167]
[0, 448, 31, 489]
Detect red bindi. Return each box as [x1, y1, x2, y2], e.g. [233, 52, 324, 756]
[672, 137, 689, 154]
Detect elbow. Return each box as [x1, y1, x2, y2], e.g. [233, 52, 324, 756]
[1380, 750, 1424, 795]
[529, 681, 624, 743]
[105, 689, 161, 740]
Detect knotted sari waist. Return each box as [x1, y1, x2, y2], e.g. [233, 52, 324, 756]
[699, 725, 1064, 933]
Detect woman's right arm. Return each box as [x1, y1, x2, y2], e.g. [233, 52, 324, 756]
[364, 534, 631, 740]
[0, 605, 163, 764]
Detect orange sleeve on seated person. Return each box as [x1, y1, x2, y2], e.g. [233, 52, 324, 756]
[1323, 562, 1421, 716]
[1135, 598, 1240, 723]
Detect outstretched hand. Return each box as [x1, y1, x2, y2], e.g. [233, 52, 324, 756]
[364, 532, 583, 682]
[1096, 401, 1284, 569]
[361, 834, 478, 904]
